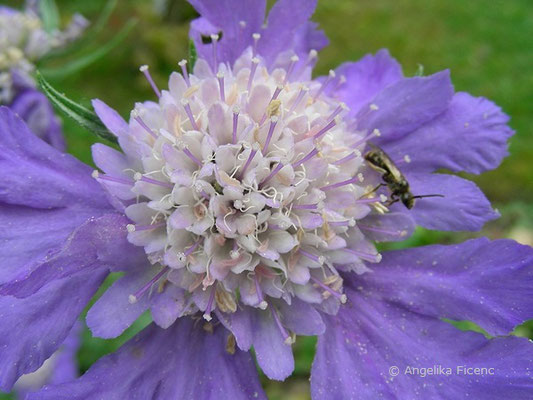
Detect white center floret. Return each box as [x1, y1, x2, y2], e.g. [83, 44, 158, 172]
[93, 50, 388, 327]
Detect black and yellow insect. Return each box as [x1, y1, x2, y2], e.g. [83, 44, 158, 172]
[364, 143, 443, 209]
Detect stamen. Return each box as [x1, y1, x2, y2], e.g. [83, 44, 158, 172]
[328, 218, 356, 227]
[355, 195, 388, 204]
[203, 283, 217, 321]
[292, 147, 319, 168]
[176, 238, 203, 263]
[139, 65, 161, 98]
[313, 119, 337, 140]
[284, 54, 299, 84]
[216, 72, 225, 102]
[288, 86, 308, 113]
[247, 57, 260, 92]
[271, 307, 293, 345]
[296, 49, 318, 76]
[178, 59, 190, 87]
[333, 150, 360, 166]
[254, 274, 268, 310]
[358, 224, 403, 236]
[299, 249, 326, 265]
[126, 221, 165, 233]
[181, 99, 200, 131]
[232, 106, 240, 144]
[292, 202, 321, 210]
[239, 143, 260, 179]
[262, 116, 278, 153]
[327, 102, 347, 122]
[128, 267, 169, 304]
[210, 34, 219, 69]
[259, 162, 284, 186]
[176, 140, 203, 167]
[320, 176, 360, 191]
[313, 69, 335, 100]
[333, 75, 347, 92]
[310, 276, 347, 303]
[193, 182, 210, 199]
[134, 173, 173, 189]
[260, 85, 283, 125]
[351, 128, 381, 148]
[252, 33, 261, 57]
[131, 110, 158, 139]
[92, 170, 134, 186]
[343, 248, 382, 263]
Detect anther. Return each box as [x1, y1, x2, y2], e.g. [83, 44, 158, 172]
[139, 65, 161, 98]
[178, 59, 190, 87]
[181, 99, 200, 131]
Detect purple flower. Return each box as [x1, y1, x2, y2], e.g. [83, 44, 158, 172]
[0, 1, 531, 399]
[0, 2, 88, 150]
[12, 322, 81, 399]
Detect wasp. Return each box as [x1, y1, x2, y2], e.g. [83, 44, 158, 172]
[364, 143, 443, 209]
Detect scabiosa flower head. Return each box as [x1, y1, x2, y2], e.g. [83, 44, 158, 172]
[0, 1, 532, 399]
[0, 2, 88, 150]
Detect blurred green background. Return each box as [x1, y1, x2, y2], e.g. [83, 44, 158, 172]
[1, 0, 532, 399]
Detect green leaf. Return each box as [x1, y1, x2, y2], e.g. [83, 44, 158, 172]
[39, 0, 60, 33]
[39, 19, 137, 79]
[40, 0, 119, 61]
[414, 63, 425, 77]
[188, 39, 197, 73]
[36, 72, 117, 143]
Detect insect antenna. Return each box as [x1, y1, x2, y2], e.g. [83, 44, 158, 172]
[412, 194, 445, 200]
